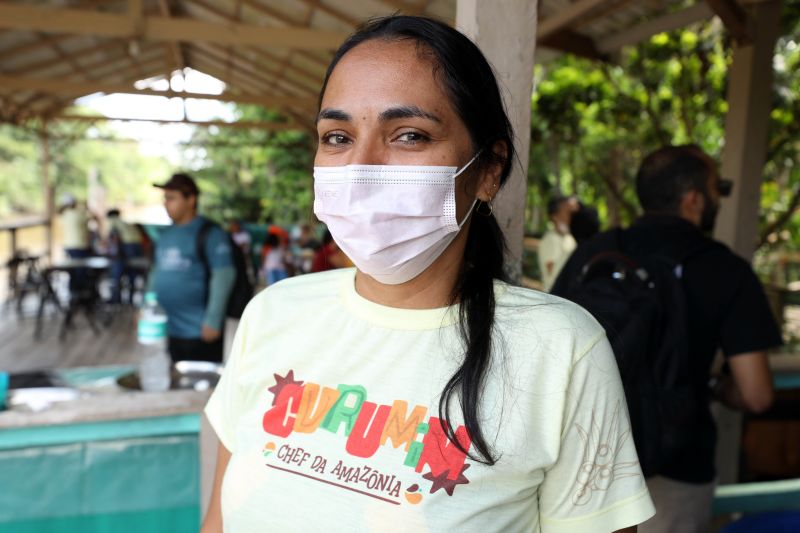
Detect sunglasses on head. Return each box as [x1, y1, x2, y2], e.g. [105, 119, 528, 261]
[718, 178, 733, 197]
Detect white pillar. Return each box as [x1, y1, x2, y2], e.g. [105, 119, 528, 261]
[456, 0, 537, 282]
[715, 0, 782, 259]
[713, 0, 782, 486]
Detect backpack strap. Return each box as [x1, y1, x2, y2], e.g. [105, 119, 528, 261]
[196, 218, 214, 282]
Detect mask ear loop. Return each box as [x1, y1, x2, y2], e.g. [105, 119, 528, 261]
[453, 150, 486, 227]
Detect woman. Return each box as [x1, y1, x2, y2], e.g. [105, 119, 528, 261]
[202, 16, 654, 532]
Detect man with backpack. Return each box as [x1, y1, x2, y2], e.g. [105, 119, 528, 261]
[552, 145, 781, 533]
[150, 173, 251, 363]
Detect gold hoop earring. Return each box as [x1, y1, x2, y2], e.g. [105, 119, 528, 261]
[477, 199, 493, 217]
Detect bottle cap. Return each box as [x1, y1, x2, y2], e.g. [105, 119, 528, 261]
[144, 292, 158, 305]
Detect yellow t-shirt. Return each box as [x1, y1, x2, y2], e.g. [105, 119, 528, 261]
[60, 207, 90, 249]
[205, 268, 654, 532]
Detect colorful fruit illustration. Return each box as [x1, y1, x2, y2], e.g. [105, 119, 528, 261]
[263, 442, 276, 457]
[404, 483, 422, 505]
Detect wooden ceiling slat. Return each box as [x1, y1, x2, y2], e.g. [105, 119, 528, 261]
[248, 47, 323, 88]
[54, 114, 301, 131]
[296, 0, 361, 27]
[15, 54, 167, 120]
[185, 0, 330, 93]
[539, 0, 614, 40]
[193, 43, 316, 96]
[596, 2, 713, 53]
[236, 0, 332, 68]
[0, 74, 316, 109]
[0, 34, 72, 64]
[8, 40, 125, 76]
[192, 44, 314, 99]
[0, 3, 348, 50]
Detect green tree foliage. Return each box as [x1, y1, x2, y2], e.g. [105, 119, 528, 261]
[0, 119, 170, 218]
[183, 105, 314, 225]
[530, 6, 800, 260]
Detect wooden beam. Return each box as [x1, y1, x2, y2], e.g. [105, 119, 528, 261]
[538, 0, 612, 40]
[52, 114, 302, 131]
[706, 0, 751, 44]
[539, 29, 607, 61]
[0, 74, 316, 109]
[597, 2, 713, 53]
[0, 3, 348, 50]
[157, 0, 186, 73]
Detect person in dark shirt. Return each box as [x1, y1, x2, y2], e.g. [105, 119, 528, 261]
[552, 144, 782, 533]
[569, 201, 600, 244]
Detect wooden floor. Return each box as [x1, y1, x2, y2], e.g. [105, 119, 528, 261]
[0, 293, 144, 374]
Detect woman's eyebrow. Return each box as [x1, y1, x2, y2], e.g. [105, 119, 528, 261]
[379, 105, 442, 123]
[317, 108, 352, 123]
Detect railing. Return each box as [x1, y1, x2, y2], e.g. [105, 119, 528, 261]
[0, 215, 50, 260]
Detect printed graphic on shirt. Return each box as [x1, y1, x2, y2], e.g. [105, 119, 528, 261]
[260, 370, 473, 506]
[572, 401, 639, 506]
[159, 247, 192, 271]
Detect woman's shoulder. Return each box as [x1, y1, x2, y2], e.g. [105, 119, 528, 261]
[242, 268, 353, 318]
[494, 281, 606, 357]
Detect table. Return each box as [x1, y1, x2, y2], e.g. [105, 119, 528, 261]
[0, 366, 211, 533]
[35, 257, 112, 340]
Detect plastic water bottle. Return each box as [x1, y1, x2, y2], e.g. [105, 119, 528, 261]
[137, 292, 171, 392]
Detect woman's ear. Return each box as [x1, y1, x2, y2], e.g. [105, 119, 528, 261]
[475, 140, 507, 202]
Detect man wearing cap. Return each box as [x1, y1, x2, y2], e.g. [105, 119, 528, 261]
[150, 173, 235, 362]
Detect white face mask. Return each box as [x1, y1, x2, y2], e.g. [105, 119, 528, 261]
[313, 154, 481, 285]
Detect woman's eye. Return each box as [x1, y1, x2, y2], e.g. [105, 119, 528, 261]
[321, 133, 350, 145]
[396, 132, 429, 144]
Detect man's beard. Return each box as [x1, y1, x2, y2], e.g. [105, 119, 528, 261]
[700, 199, 718, 234]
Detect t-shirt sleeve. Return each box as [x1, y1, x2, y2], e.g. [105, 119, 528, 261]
[719, 263, 783, 357]
[206, 226, 235, 269]
[539, 334, 655, 533]
[204, 310, 248, 452]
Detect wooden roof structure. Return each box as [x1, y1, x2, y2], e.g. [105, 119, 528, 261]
[0, 0, 752, 132]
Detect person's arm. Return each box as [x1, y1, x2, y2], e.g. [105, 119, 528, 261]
[200, 439, 232, 533]
[202, 267, 236, 340]
[713, 351, 774, 413]
[202, 228, 236, 340]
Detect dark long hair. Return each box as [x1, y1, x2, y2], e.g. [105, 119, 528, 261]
[318, 16, 515, 465]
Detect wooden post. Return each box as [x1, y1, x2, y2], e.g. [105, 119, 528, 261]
[713, 0, 782, 486]
[40, 124, 54, 261]
[456, 0, 538, 281]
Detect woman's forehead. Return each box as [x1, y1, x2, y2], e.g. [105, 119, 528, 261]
[321, 39, 453, 115]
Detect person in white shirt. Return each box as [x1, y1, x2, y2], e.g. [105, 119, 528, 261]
[202, 16, 654, 533]
[538, 195, 578, 292]
[59, 194, 93, 258]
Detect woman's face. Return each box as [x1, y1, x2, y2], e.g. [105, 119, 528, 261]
[315, 39, 490, 221]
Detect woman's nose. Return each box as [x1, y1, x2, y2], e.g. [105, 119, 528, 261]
[346, 133, 387, 166]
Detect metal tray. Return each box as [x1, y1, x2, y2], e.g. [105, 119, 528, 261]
[117, 360, 222, 391]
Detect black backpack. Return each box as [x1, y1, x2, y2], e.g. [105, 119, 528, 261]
[560, 228, 715, 477]
[196, 219, 254, 319]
